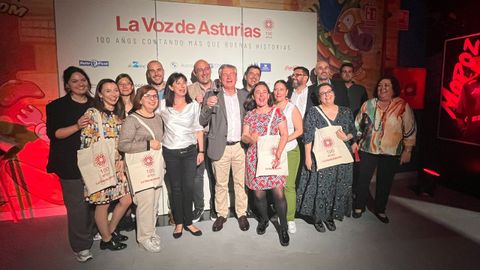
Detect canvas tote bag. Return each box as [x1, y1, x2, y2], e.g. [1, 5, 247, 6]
[256, 108, 288, 177]
[312, 106, 353, 170]
[124, 115, 164, 194]
[77, 109, 117, 195]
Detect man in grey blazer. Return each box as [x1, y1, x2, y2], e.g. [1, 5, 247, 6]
[200, 64, 250, 232]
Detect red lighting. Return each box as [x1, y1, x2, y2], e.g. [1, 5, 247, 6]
[423, 168, 441, 177]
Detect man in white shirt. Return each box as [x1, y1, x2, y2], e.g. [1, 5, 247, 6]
[289, 66, 315, 118]
[200, 64, 250, 232]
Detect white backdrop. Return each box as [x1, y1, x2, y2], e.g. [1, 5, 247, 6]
[55, 0, 316, 92]
[55, 0, 316, 213]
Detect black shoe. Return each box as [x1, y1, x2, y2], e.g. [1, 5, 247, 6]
[212, 216, 227, 232]
[352, 209, 363, 219]
[210, 211, 218, 221]
[324, 219, 336, 231]
[192, 209, 204, 223]
[279, 227, 290, 246]
[100, 238, 127, 251]
[314, 222, 326, 233]
[238, 215, 250, 231]
[112, 231, 128, 242]
[256, 220, 269, 235]
[375, 213, 390, 224]
[173, 226, 183, 239]
[185, 225, 202, 236]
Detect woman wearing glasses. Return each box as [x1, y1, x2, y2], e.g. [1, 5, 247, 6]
[119, 85, 164, 252]
[116, 73, 135, 116]
[297, 83, 356, 233]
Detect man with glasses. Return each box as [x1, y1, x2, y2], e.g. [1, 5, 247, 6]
[289, 66, 317, 118]
[187, 59, 216, 223]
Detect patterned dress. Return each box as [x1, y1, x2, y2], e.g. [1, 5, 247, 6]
[296, 106, 355, 222]
[244, 107, 286, 190]
[80, 108, 130, 204]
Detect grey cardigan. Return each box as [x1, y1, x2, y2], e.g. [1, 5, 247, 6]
[118, 113, 164, 154]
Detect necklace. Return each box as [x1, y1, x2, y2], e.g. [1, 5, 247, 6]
[373, 99, 391, 131]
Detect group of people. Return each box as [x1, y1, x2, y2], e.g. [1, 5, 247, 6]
[46, 58, 416, 262]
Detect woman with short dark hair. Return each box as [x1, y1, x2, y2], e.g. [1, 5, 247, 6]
[352, 75, 416, 223]
[119, 85, 164, 252]
[159, 72, 204, 238]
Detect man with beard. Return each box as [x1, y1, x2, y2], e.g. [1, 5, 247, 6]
[242, 65, 261, 93]
[146, 60, 166, 100]
[288, 66, 317, 118]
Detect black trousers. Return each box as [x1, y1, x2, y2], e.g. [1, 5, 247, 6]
[163, 145, 197, 226]
[353, 151, 400, 213]
[60, 178, 95, 252]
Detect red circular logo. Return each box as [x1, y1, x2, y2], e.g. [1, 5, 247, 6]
[323, 137, 334, 149]
[264, 19, 274, 30]
[94, 153, 107, 167]
[143, 155, 154, 168]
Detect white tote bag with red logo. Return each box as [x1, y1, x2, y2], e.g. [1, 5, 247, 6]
[312, 107, 353, 170]
[77, 109, 117, 195]
[124, 115, 164, 194]
[256, 109, 288, 177]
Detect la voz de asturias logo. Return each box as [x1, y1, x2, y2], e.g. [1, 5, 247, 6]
[79, 59, 110, 68]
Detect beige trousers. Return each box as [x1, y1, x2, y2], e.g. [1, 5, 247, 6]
[212, 143, 247, 218]
[133, 187, 161, 243]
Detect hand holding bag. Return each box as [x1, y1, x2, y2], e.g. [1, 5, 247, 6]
[312, 106, 353, 170]
[124, 115, 164, 194]
[255, 108, 288, 177]
[77, 109, 117, 195]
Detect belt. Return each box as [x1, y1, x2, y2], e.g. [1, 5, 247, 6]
[226, 141, 239, 146]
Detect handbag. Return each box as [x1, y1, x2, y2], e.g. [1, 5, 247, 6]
[77, 109, 117, 195]
[124, 114, 164, 194]
[312, 106, 354, 170]
[255, 108, 288, 177]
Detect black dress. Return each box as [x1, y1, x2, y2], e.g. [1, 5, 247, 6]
[296, 106, 355, 222]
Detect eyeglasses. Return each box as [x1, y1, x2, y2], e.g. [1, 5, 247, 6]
[143, 93, 159, 100]
[319, 90, 333, 96]
[292, 73, 305, 77]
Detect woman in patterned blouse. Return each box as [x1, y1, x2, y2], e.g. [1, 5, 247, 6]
[80, 79, 132, 250]
[352, 75, 416, 223]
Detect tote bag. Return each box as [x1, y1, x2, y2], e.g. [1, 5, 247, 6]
[77, 109, 117, 195]
[312, 106, 353, 170]
[124, 115, 164, 194]
[256, 108, 288, 177]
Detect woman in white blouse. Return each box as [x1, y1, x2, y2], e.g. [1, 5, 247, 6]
[159, 73, 204, 238]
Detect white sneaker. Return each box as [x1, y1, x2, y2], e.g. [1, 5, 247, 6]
[152, 233, 161, 246]
[140, 238, 161, 253]
[75, 249, 92, 263]
[288, 221, 297, 234]
[93, 233, 101, 241]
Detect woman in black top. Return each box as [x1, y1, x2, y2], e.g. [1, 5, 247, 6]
[46, 66, 95, 262]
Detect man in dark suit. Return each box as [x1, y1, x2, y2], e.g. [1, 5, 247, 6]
[199, 64, 250, 232]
